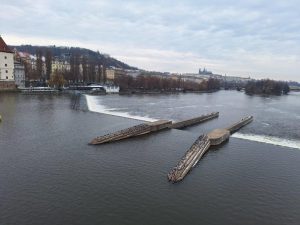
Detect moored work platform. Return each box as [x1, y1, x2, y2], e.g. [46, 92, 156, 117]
[168, 116, 253, 183]
[207, 128, 230, 145]
[89, 112, 218, 145]
[171, 112, 219, 129]
[168, 135, 211, 182]
[207, 115, 253, 146]
[227, 116, 253, 134]
[89, 120, 171, 145]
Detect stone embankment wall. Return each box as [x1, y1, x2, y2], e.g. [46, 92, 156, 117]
[0, 81, 16, 90]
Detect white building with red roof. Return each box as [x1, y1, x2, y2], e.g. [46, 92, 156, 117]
[0, 36, 14, 82]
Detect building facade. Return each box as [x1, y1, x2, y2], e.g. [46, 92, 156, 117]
[14, 61, 25, 88]
[106, 68, 126, 81]
[0, 36, 14, 81]
[51, 59, 71, 73]
[0, 36, 15, 89]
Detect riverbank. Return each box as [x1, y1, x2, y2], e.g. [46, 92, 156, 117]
[119, 89, 220, 95]
[0, 89, 21, 93]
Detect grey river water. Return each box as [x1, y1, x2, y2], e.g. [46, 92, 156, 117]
[1, 91, 300, 225]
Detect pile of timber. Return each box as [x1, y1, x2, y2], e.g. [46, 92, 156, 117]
[167, 135, 211, 182]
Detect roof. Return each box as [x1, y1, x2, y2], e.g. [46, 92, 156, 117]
[18, 52, 31, 58]
[0, 36, 13, 53]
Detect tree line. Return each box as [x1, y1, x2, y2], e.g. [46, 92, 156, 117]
[114, 75, 220, 92]
[245, 79, 290, 95]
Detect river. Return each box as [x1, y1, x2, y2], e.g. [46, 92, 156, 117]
[0, 91, 300, 225]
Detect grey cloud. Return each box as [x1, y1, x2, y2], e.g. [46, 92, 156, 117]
[1, 0, 300, 80]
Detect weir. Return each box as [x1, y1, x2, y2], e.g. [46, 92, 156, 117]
[168, 116, 253, 183]
[89, 112, 219, 145]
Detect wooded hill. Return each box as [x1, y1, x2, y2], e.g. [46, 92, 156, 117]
[10, 45, 136, 70]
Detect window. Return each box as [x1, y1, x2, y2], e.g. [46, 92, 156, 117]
[5, 70, 8, 73]
[5, 64, 7, 67]
[4, 56, 7, 59]
[6, 76, 8, 79]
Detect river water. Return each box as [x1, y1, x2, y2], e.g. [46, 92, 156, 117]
[1, 91, 300, 225]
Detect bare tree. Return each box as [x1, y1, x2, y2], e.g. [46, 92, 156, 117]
[70, 53, 80, 83]
[89, 59, 96, 83]
[97, 63, 102, 83]
[102, 64, 107, 84]
[82, 55, 88, 83]
[45, 50, 52, 81]
[36, 49, 43, 81]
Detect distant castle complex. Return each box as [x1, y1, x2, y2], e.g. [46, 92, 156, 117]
[177, 67, 252, 87]
[199, 68, 213, 75]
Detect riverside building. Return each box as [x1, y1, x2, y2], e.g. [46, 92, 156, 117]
[0, 36, 15, 89]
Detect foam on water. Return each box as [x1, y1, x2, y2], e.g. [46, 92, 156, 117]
[85, 95, 157, 122]
[232, 133, 300, 150]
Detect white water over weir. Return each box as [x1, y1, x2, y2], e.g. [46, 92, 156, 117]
[232, 133, 300, 150]
[85, 94, 157, 122]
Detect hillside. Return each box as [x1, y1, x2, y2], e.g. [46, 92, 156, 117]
[10, 45, 137, 70]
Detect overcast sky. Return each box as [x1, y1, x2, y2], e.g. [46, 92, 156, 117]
[1, 0, 300, 81]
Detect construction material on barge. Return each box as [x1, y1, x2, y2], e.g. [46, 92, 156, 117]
[171, 112, 219, 129]
[89, 112, 219, 145]
[168, 116, 253, 183]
